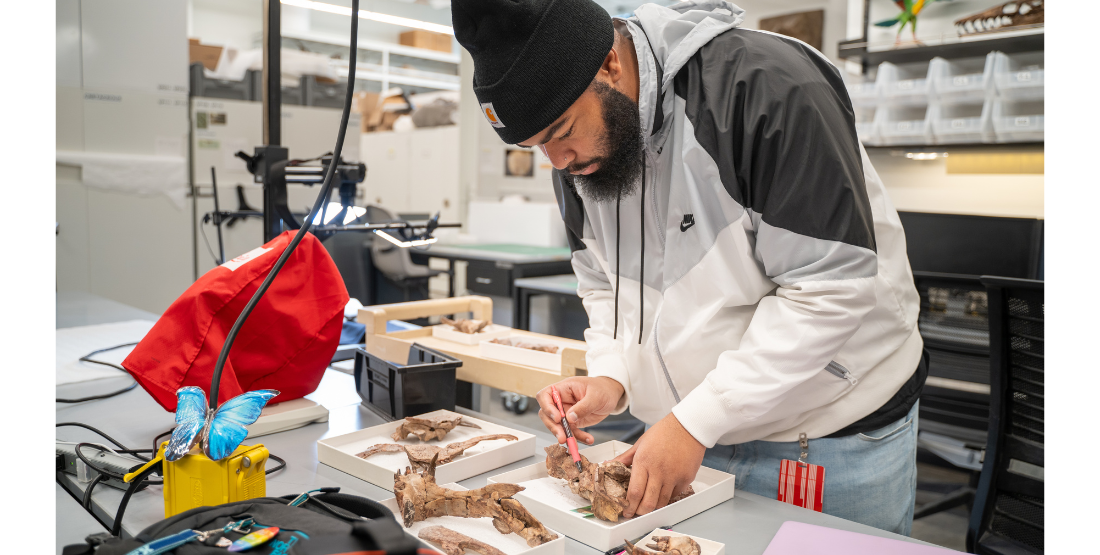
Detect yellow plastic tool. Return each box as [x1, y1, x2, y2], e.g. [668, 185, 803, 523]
[126, 441, 270, 518]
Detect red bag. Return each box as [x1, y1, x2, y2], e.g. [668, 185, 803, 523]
[123, 231, 349, 412]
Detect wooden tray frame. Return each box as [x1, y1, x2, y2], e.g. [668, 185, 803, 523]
[360, 296, 587, 398]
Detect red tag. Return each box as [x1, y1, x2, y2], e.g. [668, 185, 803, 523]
[778, 459, 825, 512]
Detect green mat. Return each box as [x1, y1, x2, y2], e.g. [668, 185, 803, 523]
[447, 243, 572, 257]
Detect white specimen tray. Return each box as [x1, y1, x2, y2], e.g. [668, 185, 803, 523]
[479, 335, 574, 372]
[246, 398, 329, 439]
[317, 409, 536, 491]
[381, 483, 564, 555]
[633, 529, 725, 555]
[432, 323, 513, 345]
[487, 441, 735, 551]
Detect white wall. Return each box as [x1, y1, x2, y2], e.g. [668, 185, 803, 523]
[732, 0, 851, 63]
[868, 151, 1044, 219]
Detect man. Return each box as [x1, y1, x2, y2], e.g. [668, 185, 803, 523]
[452, 0, 926, 535]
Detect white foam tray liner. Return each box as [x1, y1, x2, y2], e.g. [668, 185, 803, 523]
[318, 409, 536, 491]
[380, 482, 565, 555]
[432, 323, 513, 345]
[487, 441, 735, 551]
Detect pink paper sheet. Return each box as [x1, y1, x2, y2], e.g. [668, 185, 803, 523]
[762, 521, 960, 555]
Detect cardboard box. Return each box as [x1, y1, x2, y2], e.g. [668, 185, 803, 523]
[399, 29, 453, 53]
[487, 441, 735, 551]
[189, 38, 223, 71]
[317, 409, 537, 491]
[381, 483, 565, 555]
[355, 91, 381, 133]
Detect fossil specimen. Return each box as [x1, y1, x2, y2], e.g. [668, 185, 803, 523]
[441, 317, 491, 334]
[357, 434, 518, 471]
[625, 535, 702, 555]
[490, 337, 559, 354]
[394, 455, 558, 547]
[955, 1, 1043, 35]
[391, 414, 482, 442]
[418, 526, 508, 555]
[545, 445, 694, 522]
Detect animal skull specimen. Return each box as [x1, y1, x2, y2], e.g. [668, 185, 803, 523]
[625, 536, 702, 555]
[394, 455, 558, 546]
[544, 445, 694, 522]
[955, 1, 1043, 35]
[441, 317, 491, 334]
[357, 434, 518, 472]
[391, 414, 482, 442]
[418, 526, 507, 555]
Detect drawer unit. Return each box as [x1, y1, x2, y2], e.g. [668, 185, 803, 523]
[465, 260, 513, 297]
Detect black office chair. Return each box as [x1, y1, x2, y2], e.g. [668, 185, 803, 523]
[368, 206, 447, 303]
[912, 271, 991, 519]
[967, 277, 1044, 554]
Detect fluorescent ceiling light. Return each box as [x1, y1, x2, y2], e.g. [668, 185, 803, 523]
[906, 152, 948, 161]
[281, 0, 454, 35]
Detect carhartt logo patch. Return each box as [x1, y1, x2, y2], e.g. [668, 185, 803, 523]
[481, 102, 505, 128]
[680, 213, 695, 232]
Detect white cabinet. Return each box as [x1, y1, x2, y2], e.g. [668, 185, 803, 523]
[359, 127, 460, 220]
[80, 0, 189, 95]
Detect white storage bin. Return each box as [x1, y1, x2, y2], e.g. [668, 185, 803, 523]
[930, 102, 991, 144]
[930, 55, 993, 105]
[854, 106, 879, 145]
[845, 79, 879, 108]
[876, 105, 933, 145]
[991, 100, 1044, 142]
[878, 61, 932, 107]
[992, 51, 1044, 101]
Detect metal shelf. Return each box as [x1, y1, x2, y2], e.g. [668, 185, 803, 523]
[840, 26, 1043, 67]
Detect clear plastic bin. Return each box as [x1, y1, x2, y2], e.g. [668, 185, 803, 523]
[992, 51, 1043, 101]
[930, 103, 990, 144]
[854, 106, 879, 145]
[846, 81, 879, 108]
[878, 61, 932, 107]
[991, 100, 1044, 142]
[877, 105, 932, 145]
[930, 54, 993, 105]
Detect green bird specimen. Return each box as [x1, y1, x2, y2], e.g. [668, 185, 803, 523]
[875, 0, 945, 44]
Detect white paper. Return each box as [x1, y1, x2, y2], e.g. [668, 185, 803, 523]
[55, 150, 188, 209]
[56, 320, 154, 385]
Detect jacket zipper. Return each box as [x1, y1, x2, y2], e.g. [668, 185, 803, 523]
[825, 361, 858, 385]
[652, 315, 682, 403]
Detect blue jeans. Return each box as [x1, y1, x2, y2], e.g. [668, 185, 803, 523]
[701, 401, 919, 536]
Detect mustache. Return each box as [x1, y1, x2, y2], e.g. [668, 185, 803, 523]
[567, 157, 606, 174]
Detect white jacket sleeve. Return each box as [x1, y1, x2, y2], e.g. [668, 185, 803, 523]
[572, 247, 632, 415]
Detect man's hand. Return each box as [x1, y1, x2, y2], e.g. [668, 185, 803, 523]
[613, 413, 705, 518]
[535, 377, 625, 445]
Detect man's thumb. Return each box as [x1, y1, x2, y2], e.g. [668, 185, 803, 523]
[566, 391, 601, 426]
[613, 444, 638, 466]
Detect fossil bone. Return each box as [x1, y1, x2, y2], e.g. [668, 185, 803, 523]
[489, 337, 559, 354]
[394, 455, 558, 547]
[418, 526, 508, 555]
[624, 536, 702, 555]
[544, 445, 694, 522]
[391, 414, 482, 442]
[357, 434, 518, 472]
[441, 317, 491, 334]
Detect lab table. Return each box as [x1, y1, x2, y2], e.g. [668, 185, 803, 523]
[413, 243, 573, 298]
[512, 274, 580, 331]
[56, 293, 936, 554]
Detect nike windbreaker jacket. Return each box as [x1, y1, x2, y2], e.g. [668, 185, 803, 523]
[552, 1, 924, 447]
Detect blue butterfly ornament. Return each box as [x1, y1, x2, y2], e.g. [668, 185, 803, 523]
[165, 387, 280, 461]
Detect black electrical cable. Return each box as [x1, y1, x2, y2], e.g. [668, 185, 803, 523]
[267, 453, 286, 475]
[56, 422, 134, 454]
[200, 215, 223, 265]
[153, 428, 173, 454]
[208, 0, 360, 409]
[83, 473, 106, 509]
[75, 443, 163, 485]
[57, 475, 113, 532]
[56, 342, 140, 403]
[111, 462, 160, 537]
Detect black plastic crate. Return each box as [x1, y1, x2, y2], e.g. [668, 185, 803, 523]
[353, 343, 461, 421]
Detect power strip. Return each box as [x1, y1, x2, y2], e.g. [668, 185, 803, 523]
[56, 442, 149, 492]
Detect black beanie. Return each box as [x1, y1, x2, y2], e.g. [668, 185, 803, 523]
[452, 0, 614, 144]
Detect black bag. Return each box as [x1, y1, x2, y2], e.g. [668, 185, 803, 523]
[64, 490, 420, 555]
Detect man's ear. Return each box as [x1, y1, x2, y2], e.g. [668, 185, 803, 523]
[599, 47, 622, 85]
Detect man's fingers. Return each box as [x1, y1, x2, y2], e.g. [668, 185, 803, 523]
[573, 427, 595, 445]
[534, 387, 560, 421]
[612, 444, 638, 466]
[537, 408, 566, 443]
[655, 482, 675, 513]
[623, 464, 647, 519]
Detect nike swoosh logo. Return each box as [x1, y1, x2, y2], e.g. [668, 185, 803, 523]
[680, 219, 695, 232]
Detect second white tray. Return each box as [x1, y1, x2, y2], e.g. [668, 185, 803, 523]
[487, 441, 735, 551]
[318, 409, 536, 491]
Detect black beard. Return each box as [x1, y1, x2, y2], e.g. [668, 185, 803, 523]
[572, 81, 644, 205]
